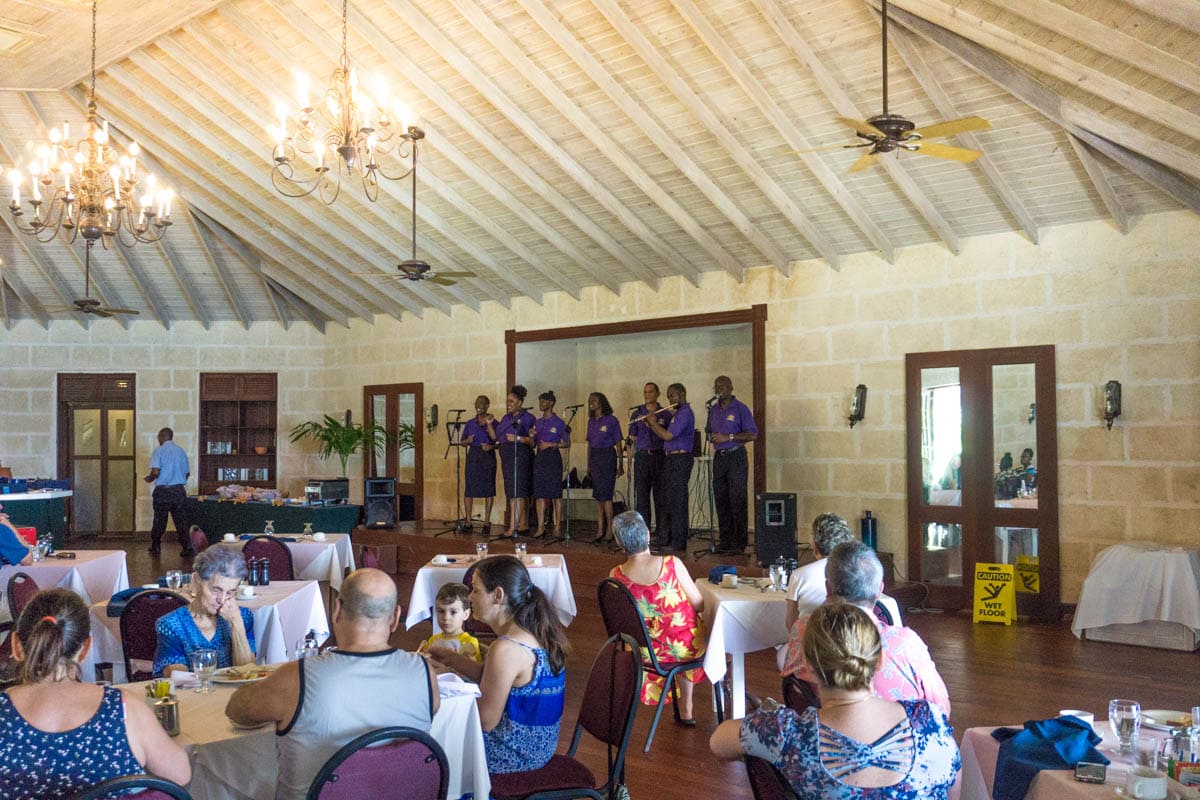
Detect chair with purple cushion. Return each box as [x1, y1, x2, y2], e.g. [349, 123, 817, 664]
[490, 633, 642, 800]
[305, 726, 448, 800]
[872, 599, 894, 626]
[744, 755, 798, 800]
[7, 571, 40, 623]
[69, 775, 192, 799]
[781, 673, 821, 713]
[119, 590, 188, 682]
[189, 526, 209, 555]
[243, 536, 295, 582]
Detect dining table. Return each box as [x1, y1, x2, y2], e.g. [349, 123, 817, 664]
[120, 676, 490, 800]
[223, 533, 357, 591]
[697, 578, 902, 719]
[406, 552, 577, 632]
[0, 549, 129, 623]
[82, 580, 329, 683]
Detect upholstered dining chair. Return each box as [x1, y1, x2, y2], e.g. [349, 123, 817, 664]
[781, 673, 821, 713]
[189, 526, 209, 555]
[744, 755, 799, 800]
[6, 571, 41, 624]
[242, 536, 295, 582]
[69, 775, 192, 799]
[119, 589, 188, 682]
[305, 726, 448, 800]
[489, 633, 642, 800]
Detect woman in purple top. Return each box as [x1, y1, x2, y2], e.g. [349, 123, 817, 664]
[495, 385, 536, 537]
[532, 391, 570, 539]
[461, 395, 499, 535]
[586, 392, 624, 543]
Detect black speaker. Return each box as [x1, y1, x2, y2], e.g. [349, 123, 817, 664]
[364, 477, 397, 529]
[755, 492, 797, 567]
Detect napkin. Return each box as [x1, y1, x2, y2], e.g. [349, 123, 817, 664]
[991, 716, 1110, 800]
[708, 565, 737, 584]
[171, 671, 201, 690]
[238, 534, 298, 542]
[437, 673, 482, 699]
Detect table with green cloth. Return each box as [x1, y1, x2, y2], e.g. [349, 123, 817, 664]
[0, 490, 71, 548]
[185, 499, 361, 541]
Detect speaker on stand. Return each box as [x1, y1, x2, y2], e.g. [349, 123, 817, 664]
[754, 492, 797, 566]
[364, 477, 398, 529]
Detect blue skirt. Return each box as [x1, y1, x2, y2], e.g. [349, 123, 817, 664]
[533, 448, 564, 499]
[499, 442, 533, 499]
[465, 447, 496, 498]
[589, 447, 617, 502]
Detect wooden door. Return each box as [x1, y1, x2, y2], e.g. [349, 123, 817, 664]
[57, 374, 136, 539]
[363, 383, 424, 521]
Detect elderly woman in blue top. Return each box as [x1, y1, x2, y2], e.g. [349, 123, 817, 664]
[153, 545, 256, 677]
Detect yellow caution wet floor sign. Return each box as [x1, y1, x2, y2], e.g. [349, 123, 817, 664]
[973, 563, 1015, 625]
[1016, 555, 1040, 594]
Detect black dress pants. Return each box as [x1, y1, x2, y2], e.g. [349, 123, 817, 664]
[634, 449, 665, 535]
[661, 453, 694, 551]
[151, 485, 190, 551]
[713, 446, 749, 551]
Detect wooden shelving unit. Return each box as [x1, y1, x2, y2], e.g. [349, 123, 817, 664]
[198, 372, 277, 495]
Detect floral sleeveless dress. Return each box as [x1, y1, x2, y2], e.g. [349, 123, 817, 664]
[610, 556, 706, 705]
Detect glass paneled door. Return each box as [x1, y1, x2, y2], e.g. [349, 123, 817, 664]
[363, 383, 424, 521]
[57, 374, 137, 539]
[906, 347, 1059, 620]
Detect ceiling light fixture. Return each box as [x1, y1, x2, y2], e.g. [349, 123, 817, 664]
[6, 0, 173, 247]
[270, 0, 423, 204]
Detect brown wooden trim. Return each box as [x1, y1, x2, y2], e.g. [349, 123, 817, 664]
[750, 303, 767, 499]
[363, 383, 425, 522]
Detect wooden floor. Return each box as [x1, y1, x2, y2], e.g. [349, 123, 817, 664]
[108, 524, 1198, 800]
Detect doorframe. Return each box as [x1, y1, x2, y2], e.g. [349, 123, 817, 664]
[362, 383, 424, 522]
[905, 345, 1059, 620]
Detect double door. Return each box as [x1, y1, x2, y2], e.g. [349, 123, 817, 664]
[57, 374, 137, 538]
[905, 346, 1059, 620]
[363, 383, 424, 521]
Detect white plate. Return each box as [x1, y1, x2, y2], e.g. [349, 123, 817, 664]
[212, 665, 276, 684]
[1143, 709, 1192, 731]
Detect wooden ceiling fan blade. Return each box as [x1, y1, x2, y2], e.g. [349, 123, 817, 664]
[912, 116, 991, 140]
[433, 271, 476, 278]
[913, 141, 983, 163]
[837, 116, 886, 139]
[427, 277, 457, 286]
[848, 152, 880, 173]
[102, 308, 141, 315]
[794, 142, 873, 154]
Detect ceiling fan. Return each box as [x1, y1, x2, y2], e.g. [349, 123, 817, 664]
[810, 0, 991, 173]
[352, 141, 476, 287]
[44, 240, 140, 317]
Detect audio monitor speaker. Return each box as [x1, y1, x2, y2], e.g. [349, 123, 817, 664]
[364, 477, 397, 529]
[754, 492, 797, 567]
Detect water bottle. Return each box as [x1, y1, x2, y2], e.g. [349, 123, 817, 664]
[861, 510, 878, 550]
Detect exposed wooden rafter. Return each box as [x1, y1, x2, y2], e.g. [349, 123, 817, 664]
[1066, 135, 1134, 234]
[189, 210, 252, 329]
[190, 209, 291, 329]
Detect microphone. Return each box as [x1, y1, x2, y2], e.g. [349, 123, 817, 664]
[447, 408, 467, 413]
[565, 403, 584, 410]
[628, 404, 641, 411]
[705, 395, 718, 408]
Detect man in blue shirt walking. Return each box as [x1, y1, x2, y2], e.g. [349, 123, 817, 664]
[145, 427, 193, 558]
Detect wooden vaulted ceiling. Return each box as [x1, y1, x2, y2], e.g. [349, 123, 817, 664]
[0, 0, 1197, 330]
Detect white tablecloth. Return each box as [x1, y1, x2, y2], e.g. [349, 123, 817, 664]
[0, 550, 129, 622]
[225, 534, 356, 590]
[1072, 542, 1200, 637]
[120, 680, 489, 800]
[83, 580, 329, 683]
[406, 553, 577, 631]
[697, 580, 901, 718]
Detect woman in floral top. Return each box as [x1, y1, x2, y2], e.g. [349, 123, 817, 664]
[609, 511, 706, 724]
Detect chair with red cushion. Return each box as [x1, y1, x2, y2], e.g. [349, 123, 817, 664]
[189, 526, 209, 555]
[489, 633, 642, 800]
[744, 755, 798, 800]
[15, 527, 38, 546]
[305, 726, 448, 800]
[6, 571, 41, 623]
[243, 536, 295, 582]
[69, 775, 192, 799]
[119, 590, 188, 682]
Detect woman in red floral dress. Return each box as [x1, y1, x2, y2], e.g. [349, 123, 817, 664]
[609, 511, 706, 724]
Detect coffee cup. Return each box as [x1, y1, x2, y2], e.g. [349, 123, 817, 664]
[238, 585, 255, 599]
[223, 533, 236, 542]
[530, 556, 543, 566]
[1125, 767, 1167, 800]
[1058, 709, 1095, 729]
[312, 531, 326, 541]
[722, 573, 739, 589]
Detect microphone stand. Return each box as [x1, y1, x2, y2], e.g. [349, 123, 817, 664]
[436, 412, 470, 537]
[540, 404, 581, 546]
[491, 407, 531, 542]
[693, 401, 720, 560]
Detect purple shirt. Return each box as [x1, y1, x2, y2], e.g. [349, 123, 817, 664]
[586, 415, 623, 449]
[495, 410, 536, 444]
[708, 396, 758, 451]
[663, 404, 695, 454]
[534, 414, 569, 445]
[629, 405, 671, 452]
[462, 417, 497, 449]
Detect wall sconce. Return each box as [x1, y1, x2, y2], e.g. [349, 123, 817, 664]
[425, 404, 440, 433]
[848, 384, 868, 428]
[1103, 381, 1121, 430]
[1028, 403, 1036, 424]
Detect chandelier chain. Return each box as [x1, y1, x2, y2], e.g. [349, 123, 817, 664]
[90, 0, 97, 100]
[340, 0, 350, 71]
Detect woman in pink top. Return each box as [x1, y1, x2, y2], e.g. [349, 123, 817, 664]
[608, 511, 706, 724]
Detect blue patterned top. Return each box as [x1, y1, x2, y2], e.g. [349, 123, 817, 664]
[740, 700, 960, 800]
[152, 605, 257, 677]
[483, 637, 566, 774]
[0, 687, 144, 799]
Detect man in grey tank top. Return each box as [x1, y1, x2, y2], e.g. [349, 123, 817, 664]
[226, 568, 439, 799]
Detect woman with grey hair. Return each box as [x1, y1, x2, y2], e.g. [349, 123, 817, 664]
[608, 511, 706, 725]
[153, 545, 256, 677]
[785, 513, 855, 630]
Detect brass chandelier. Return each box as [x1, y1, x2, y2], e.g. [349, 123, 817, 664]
[270, 0, 423, 204]
[6, 0, 174, 247]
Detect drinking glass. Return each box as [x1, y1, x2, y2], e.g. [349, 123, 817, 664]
[165, 570, 183, 591]
[191, 648, 218, 694]
[29, 544, 42, 563]
[1109, 698, 1142, 755]
[36, 539, 52, 560]
[264, 520, 275, 535]
[302, 522, 314, 536]
[515, 542, 527, 557]
[475, 542, 489, 559]
[294, 639, 319, 661]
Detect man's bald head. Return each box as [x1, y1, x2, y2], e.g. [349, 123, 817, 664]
[338, 568, 398, 621]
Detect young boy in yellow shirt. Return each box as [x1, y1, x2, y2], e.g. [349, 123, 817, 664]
[419, 582, 482, 663]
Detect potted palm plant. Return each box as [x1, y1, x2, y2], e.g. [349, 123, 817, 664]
[288, 414, 398, 477]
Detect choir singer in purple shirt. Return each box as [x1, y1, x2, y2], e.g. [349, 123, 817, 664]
[585, 392, 624, 544]
[708, 376, 758, 555]
[645, 383, 695, 554]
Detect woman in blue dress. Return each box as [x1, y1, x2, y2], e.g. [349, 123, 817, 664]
[153, 545, 257, 677]
[710, 602, 960, 800]
[495, 385, 537, 537]
[0, 589, 190, 799]
[461, 394, 499, 534]
[586, 391, 624, 543]
[428, 555, 569, 774]
[532, 390, 569, 539]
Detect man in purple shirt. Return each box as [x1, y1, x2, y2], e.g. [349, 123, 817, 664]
[645, 383, 695, 553]
[708, 376, 758, 555]
[628, 382, 671, 541]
